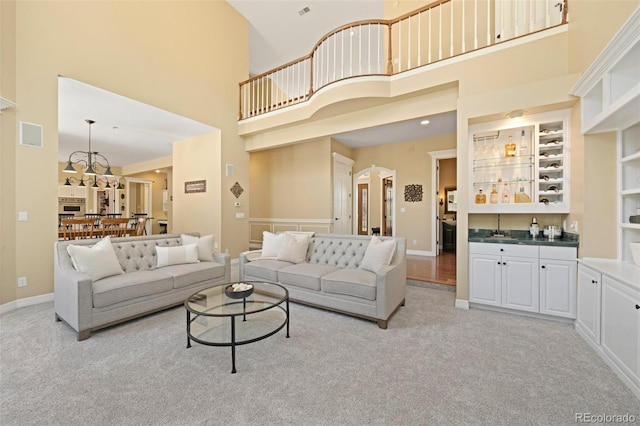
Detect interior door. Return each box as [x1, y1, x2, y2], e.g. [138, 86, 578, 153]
[333, 161, 352, 234]
[357, 183, 369, 235]
[382, 177, 393, 236]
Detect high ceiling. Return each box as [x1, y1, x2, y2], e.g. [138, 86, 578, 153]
[58, 2, 456, 169]
[226, 0, 384, 76]
[58, 77, 216, 168]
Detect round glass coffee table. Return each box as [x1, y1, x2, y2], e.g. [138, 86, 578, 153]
[185, 281, 289, 373]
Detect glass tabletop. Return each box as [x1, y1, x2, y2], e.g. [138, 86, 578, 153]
[185, 281, 288, 317]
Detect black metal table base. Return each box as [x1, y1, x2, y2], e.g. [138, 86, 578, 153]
[186, 297, 289, 374]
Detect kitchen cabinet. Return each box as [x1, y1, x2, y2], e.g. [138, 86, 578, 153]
[470, 243, 577, 318]
[576, 259, 640, 399]
[570, 8, 640, 265]
[576, 264, 602, 345]
[58, 184, 86, 198]
[602, 275, 640, 385]
[539, 246, 577, 319]
[469, 243, 539, 312]
[469, 110, 570, 213]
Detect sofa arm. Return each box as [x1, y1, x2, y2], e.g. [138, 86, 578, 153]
[238, 250, 262, 281]
[213, 252, 231, 282]
[54, 266, 93, 339]
[374, 257, 407, 321]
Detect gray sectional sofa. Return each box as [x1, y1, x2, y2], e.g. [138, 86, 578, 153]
[54, 233, 230, 340]
[239, 233, 406, 328]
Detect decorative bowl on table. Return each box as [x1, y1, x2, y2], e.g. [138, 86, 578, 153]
[225, 283, 254, 299]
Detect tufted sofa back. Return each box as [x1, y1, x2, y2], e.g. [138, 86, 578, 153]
[307, 234, 399, 269]
[55, 234, 195, 273]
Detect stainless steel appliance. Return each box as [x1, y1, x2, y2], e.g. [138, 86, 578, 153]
[58, 197, 86, 216]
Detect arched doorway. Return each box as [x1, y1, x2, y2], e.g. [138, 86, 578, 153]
[353, 166, 396, 236]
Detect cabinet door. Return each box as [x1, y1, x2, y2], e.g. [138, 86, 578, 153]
[469, 254, 501, 307]
[602, 276, 640, 380]
[576, 265, 602, 345]
[72, 186, 87, 198]
[501, 256, 539, 312]
[58, 185, 72, 197]
[540, 259, 576, 318]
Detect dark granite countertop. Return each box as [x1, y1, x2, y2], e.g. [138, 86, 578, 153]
[468, 228, 579, 247]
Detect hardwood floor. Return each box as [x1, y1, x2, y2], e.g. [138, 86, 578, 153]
[406, 252, 456, 286]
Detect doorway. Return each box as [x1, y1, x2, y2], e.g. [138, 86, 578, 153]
[353, 167, 396, 237]
[428, 149, 457, 286]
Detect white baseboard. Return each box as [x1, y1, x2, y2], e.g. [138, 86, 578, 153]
[455, 299, 469, 309]
[0, 293, 54, 315]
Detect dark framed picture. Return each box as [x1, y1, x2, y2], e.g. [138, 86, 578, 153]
[185, 180, 206, 193]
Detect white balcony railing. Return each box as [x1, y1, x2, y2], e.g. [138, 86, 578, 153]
[239, 0, 568, 120]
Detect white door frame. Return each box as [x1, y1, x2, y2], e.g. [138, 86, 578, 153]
[332, 152, 355, 234]
[125, 177, 153, 234]
[429, 149, 457, 256]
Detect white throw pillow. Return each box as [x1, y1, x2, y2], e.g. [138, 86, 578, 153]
[261, 231, 284, 259]
[359, 236, 397, 273]
[156, 244, 199, 268]
[181, 234, 215, 262]
[66, 236, 124, 281]
[276, 232, 310, 264]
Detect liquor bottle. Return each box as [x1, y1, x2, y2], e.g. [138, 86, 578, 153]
[514, 186, 531, 203]
[505, 136, 516, 157]
[501, 182, 510, 203]
[475, 189, 486, 204]
[519, 130, 528, 155]
[490, 184, 499, 204]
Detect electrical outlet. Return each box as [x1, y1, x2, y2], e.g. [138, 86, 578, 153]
[413, 240, 417, 245]
[17, 277, 27, 287]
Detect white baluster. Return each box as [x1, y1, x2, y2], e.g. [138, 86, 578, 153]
[408, 15, 412, 70]
[546, 0, 551, 28]
[463, 0, 467, 53]
[439, 5, 442, 60]
[417, 12, 422, 66]
[450, 0, 454, 57]
[398, 20, 402, 72]
[429, 8, 432, 63]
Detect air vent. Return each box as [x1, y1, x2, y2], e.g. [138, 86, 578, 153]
[298, 6, 310, 16]
[20, 121, 43, 148]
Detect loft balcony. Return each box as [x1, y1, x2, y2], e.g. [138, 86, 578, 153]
[238, 0, 569, 122]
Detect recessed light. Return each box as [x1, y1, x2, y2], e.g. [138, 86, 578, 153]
[298, 6, 310, 16]
[420, 120, 430, 125]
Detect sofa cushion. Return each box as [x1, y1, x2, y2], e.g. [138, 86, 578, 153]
[92, 270, 174, 308]
[156, 244, 199, 268]
[243, 259, 293, 282]
[321, 268, 377, 301]
[277, 232, 310, 263]
[157, 261, 226, 289]
[278, 263, 339, 291]
[181, 234, 215, 262]
[67, 237, 124, 282]
[359, 236, 396, 273]
[260, 231, 284, 259]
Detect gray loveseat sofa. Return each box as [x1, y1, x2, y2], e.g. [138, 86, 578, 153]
[54, 233, 230, 340]
[239, 233, 406, 328]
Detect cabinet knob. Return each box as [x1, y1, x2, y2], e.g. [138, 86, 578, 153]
[636, 305, 640, 310]
[500, 248, 504, 252]
[541, 265, 546, 269]
[592, 280, 597, 284]
[502, 262, 507, 266]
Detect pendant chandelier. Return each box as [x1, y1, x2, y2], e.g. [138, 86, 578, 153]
[63, 119, 123, 189]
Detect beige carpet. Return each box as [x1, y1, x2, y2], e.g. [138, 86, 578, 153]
[1, 283, 639, 425]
